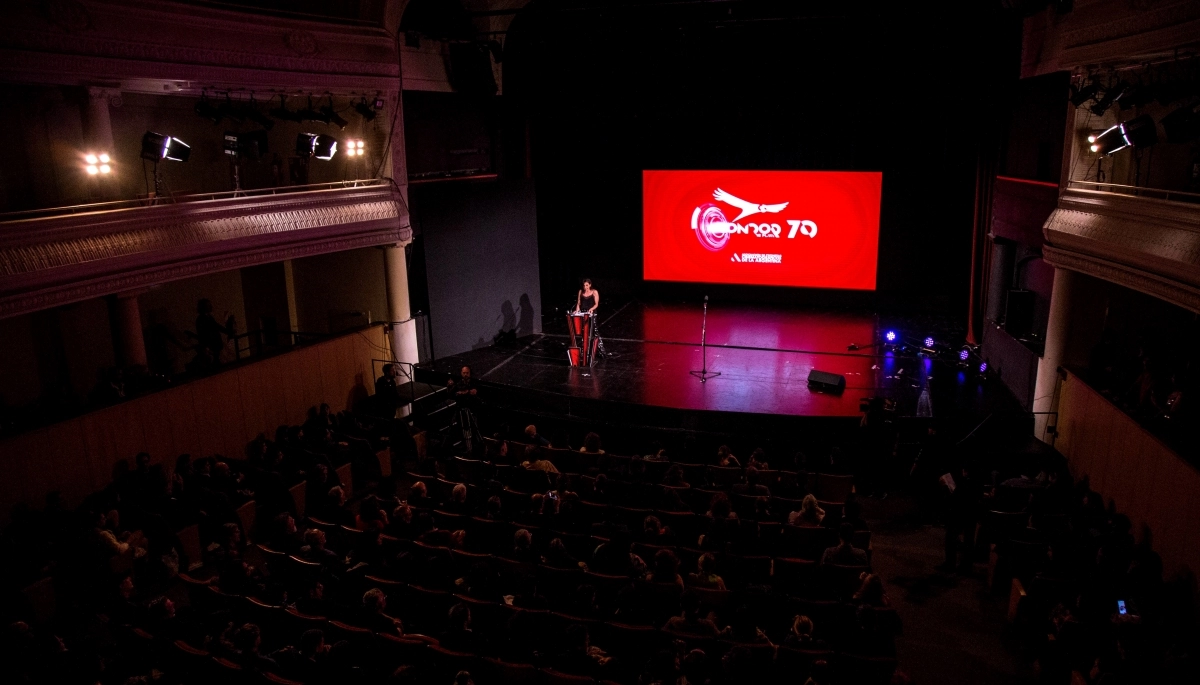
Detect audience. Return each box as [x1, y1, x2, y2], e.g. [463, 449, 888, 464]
[821, 523, 869, 565]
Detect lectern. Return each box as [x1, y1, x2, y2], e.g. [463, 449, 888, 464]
[566, 312, 599, 367]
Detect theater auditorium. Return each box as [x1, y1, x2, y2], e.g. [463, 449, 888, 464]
[1, 2, 1199, 684]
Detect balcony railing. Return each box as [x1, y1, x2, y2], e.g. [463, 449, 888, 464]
[0, 178, 392, 223]
[1066, 180, 1200, 205]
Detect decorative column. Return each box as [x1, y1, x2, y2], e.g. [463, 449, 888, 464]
[384, 244, 420, 366]
[1032, 267, 1077, 438]
[109, 290, 148, 369]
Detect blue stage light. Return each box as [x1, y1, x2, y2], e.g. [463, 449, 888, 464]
[885, 331, 896, 342]
[959, 349, 970, 361]
[924, 337, 934, 348]
[979, 362, 988, 373]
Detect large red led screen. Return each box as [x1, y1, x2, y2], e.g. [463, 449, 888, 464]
[643, 170, 882, 290]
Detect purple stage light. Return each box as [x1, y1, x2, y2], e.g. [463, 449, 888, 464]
[885, 330, 896, 342]
[924, 337, 934, 347]
[979, 362, 988, 373]
[959, 349, 970, 361]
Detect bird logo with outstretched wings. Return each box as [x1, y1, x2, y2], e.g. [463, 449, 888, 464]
[713, 188, 789, 222]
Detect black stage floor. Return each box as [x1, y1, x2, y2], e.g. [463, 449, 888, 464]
[425, 302, 1005, 421]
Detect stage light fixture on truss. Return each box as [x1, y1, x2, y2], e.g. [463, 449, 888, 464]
[269, 95, 305, 123]
[298, 96, 330, 125]
[240, 96, 275, 131]
[924, 337, 935, 348]
[141, 132, 191, 162]
[296, 133, 337, 160]
[979, 362, 988, 373]
[959, 348, 970, 361]
[84, 152, 112, 175]
[353, 99, 376, 121]
[344, 139, 365, 156]
[1088, 115, 1157, 155]
[320, 101, 348, 130]
[1090, 82, 1128, 116]
[224, 130, 269, 158]
[1069, 80, 1101, 107]
[194, 94, 224, 124]
[884, 330, 897, 343]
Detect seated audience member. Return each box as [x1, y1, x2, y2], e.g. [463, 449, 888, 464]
[294, 581, 336, 618]
[789, 494, 826, 527]
[581, 432, 605, 455]
[707, 492, 737, 520]
[821, 523, 869, 566]
[358, 588, 404, 635]
[555, 623, 612, 676]
[644, 441, 668, 461]
[301, 529, 343, 569]
[647, 548, 685, 588]
[525, 424, 552, 447]
[784, 615, 826, 649]
[662, 464, 690, 488]
[543, 537, 585, 570]
[357, 495, 389, 532]
[389, 503, 419, 539]
[716, 445, 740, 467]
[687, 553, 727, 590]
[483, 495, 504, 520]
[853, 573, 889, 607]
[746, 448, 770, 471]
[446, 484, 471, 515]
[642, 515, 677, 545]
[838, 492, 867, 530]
[523, 447, 560, 473]
[407, 480, 433, 507]
[268, 513, 304, 554]
[231, 623, 276, 672]
[275, 629, 330, 681]
[441, 603, 481, 653]
[510, 528, 537, 563]
[322, 486, 356, 527]
[664, 590, 728, 637]
[592, 532, 646, 577]
[485, 437, 510, 464]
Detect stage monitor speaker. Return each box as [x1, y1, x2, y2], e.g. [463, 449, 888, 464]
[808, 369, 846, 394]
[1004, 289, 1035, 337]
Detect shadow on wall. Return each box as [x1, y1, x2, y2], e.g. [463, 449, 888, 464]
[472, 293, 536, 350]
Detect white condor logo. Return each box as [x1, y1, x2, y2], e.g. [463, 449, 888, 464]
[690, 188, 817, 251]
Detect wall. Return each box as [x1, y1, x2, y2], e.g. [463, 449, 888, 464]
[412, 178, 541, 357]
[0, 325, 388, 523]
[1055, 371, 1200, 578]
[291, 248, 390, 334]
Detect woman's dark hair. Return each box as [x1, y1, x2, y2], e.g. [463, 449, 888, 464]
[583, 432, 602, 453]
[582, 278, 592, 287]
[709, 492, 731, 519]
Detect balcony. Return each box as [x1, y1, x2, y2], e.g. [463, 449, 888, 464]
[1042, 182, 1200, 313]
[0, 179, 410, 318]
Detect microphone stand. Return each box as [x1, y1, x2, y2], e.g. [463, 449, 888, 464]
[689, 296, 721, 382]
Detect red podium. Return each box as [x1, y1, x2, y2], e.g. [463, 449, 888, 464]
[566, 312, 599, 367]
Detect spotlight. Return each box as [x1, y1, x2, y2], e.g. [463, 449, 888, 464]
[885, 331, 897, 342]
[269, 96, 305, 123]
[1090, 82, 1128, 116]
[241, 102, 275, 131]
[1161, 101, 1200, 144]
[194, 96, 223, 124]
[1070, 81, 1101, 107]
[924, 337, 935, 348]
[217, 96, 245, 124]
[979, 362, 988, 373]
[354, 99, 376, 121]
[296, 133, 337, 160]
[321, 105, 348, 130]
[344, 139, 365, 156]
[1089, 115, 1157, 155]
[224, 130, 269, 158]
[959, 348, 970, 361]
[297, 98, 329, 124]
[85, 152, 111, 175]
[140, 132, 191, 162]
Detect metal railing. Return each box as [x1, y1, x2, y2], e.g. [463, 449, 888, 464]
[1068, 180, 1200, 205]
[0, 178, 390, 223]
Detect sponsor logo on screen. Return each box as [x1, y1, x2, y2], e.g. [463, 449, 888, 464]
[690, 188, 817, 252]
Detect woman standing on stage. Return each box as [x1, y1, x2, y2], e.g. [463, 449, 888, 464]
[576, 278, 600, 315]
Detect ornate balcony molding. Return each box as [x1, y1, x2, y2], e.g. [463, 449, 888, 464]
[0, 0, 399, 93]
[1042, 187, 1200, 312]
[0, 184, 410, 319]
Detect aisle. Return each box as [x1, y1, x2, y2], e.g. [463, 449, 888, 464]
[864, 496, 1036, 684]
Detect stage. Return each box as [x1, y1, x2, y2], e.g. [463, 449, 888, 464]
[424, 301, 978, 421]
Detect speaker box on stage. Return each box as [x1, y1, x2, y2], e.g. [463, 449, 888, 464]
[808, 369, 846, 394]
[1004, 289, 1035, 337]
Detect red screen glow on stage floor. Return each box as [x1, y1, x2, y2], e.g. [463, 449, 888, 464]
[643, 170, 882, 290]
